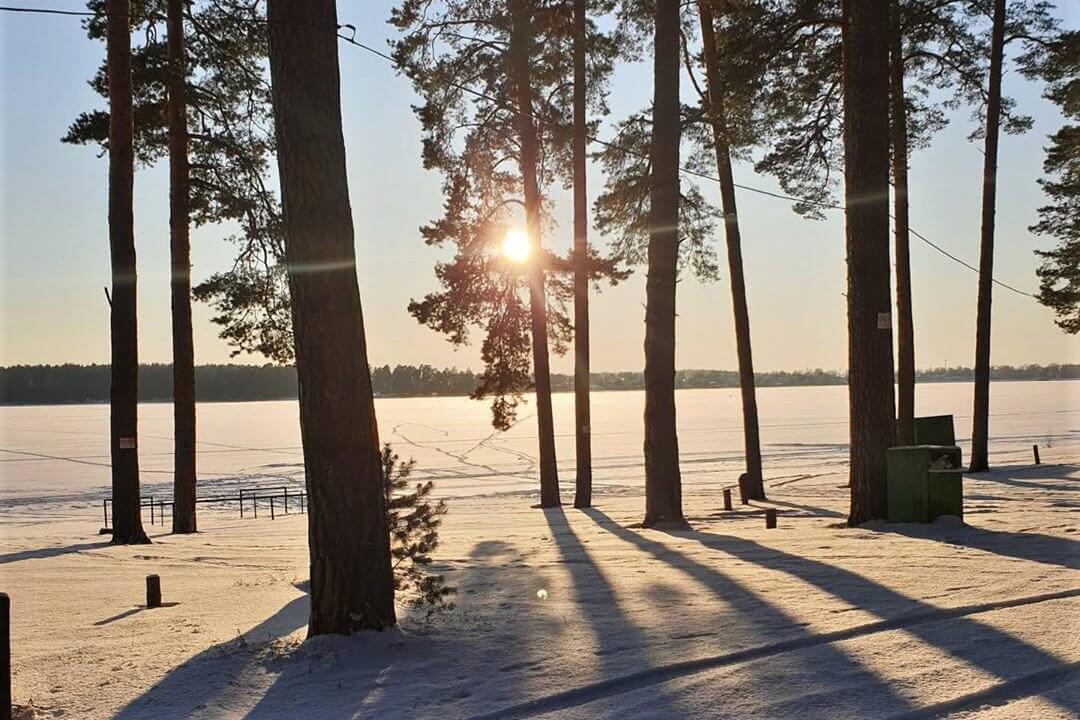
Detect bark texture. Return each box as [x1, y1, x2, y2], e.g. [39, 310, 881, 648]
[510, 0, 561, 508]
[572, 0, 592, 509]
[107, 0, 149, 545]
[697, 0, 765, 500]
[266, 0, 396, 634]
[890, 0, 915, 447]
[842, 0, 897, 525]
[970, 0, 1006, 473]
[643, 0, 685, 527]
[167, 0, 197, 534]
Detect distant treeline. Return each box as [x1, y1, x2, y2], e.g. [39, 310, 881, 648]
[1, 363, 1076, 406]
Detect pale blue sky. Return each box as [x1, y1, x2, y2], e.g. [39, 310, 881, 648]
[1, 1, 1077, 373]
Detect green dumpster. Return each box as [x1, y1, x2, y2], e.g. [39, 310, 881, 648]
[912, 415, 955, 446]
[886, 445, 964, 522]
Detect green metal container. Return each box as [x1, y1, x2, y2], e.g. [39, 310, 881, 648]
[886, 445, 964, 522]
[913, 415, 956, 446]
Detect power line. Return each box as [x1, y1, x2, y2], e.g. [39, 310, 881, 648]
[2, 3, 1038, 299]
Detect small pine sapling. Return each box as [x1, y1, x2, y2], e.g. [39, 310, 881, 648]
[381, 444, 455, 614]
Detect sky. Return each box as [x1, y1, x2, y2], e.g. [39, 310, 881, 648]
[1, 1, 1077, 374]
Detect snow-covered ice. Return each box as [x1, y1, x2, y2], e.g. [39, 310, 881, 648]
[1, 382, 1077, 718]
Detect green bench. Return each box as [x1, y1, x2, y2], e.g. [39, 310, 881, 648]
[886, 445, 964, 523]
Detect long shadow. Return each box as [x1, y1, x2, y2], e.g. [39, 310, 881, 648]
[684, 529, 1078, 715]
[968, 464, 1079, 492]
[520, 508, 919, 719]
[0, 540, 110, 565]
[753, 498, 845, 519]
[867, 522, 1079, 571]
[95, 602, 180, 626]
[534, 507, 684, 715]
[112, 581, 310, 720]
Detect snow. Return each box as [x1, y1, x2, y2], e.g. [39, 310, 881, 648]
[1, 383, 1078, 718]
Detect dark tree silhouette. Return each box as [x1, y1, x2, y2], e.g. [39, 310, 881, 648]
[106, 0, 149, 545]
[166, 0, 196, 534]
[1032, 31, 1079, 333]
[572, 0, 592, 509]
[842, 0, 896, 524]
[643, 0, 686, 528]
[266, 0, 395, 634]
[695, 0, 765, 500]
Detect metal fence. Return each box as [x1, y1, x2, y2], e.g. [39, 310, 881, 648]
[102, 485, 306, 528]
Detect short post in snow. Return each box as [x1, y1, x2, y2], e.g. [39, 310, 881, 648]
[239, 490, 244, 518]
[737, 473, 751, 505]
[723, 488, 733, 511]
[283, 487, 289, 514]
[2, 591, 10, 720]
[1033, 444, 1041, 465]
[146, 575, 161, 609]
[270, 496, 275, 520]
[102, 499, 109, 528]
[765, 508, 777, 529]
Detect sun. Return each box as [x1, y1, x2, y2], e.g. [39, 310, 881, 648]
[501, 228, 531, 263]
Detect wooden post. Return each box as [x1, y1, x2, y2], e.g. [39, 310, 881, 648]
[284, 486, 289, 514]
[723, 488, 733, 511]
[239, 490, 244, 518]
[300, 492, 305, 514]
[1033, 444, 1041, 465]
[103, 499, 109, 528]
[1, 592, 10, 720]
[270, 496, 275, 520]
[146, 575, 161, 608]
[765, 508, 777, 529]
[254, 497, 258, 519]
[738, 473, 750, 505]
[149, 497, 155, 526]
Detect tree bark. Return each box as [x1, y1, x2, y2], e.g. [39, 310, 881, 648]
[572, 0, 592, 509]
[167, 0, 197, 534]
[970, 0, 1005, 473]
[842, 0, 897, 525]
[889, 0, 915, 447]
[107, 0, 149, 545]
[643, 0, 685, 528]
[510, 0, 561, 508]
[266, 0, 396, 634]
[696, 0, 765, 500]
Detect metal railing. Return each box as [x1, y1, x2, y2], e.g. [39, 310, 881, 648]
[102, 485, 306, 528]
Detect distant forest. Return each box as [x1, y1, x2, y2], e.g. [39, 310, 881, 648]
[1, 363, 1076, 406]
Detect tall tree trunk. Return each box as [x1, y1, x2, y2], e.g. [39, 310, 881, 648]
[889, 0, 915, 447]
[266, 0, 395, 634]
[572, 0, 592, 509]
[643, 0, 685, 528]
[510, 0, 561, 508]
[970, 0, 1005, 473]
[843, 0, 897, 525]
[167, 0, 196, 534]
[696, 0, 765, 500]
[107, 0, 149, 545]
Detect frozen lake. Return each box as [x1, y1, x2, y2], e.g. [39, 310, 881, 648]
[1, 380, 1076, 514]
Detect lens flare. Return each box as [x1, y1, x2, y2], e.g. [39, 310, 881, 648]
[502, 229, 531, 263]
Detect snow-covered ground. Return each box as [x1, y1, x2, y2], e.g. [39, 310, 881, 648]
[1, 383, 1078, 718]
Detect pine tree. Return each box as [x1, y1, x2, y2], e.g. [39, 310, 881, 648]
[969, 0, 1060, 472]
[106, 0, 149, 545]
[842, 0, 896, 524]
[267, 0, 396, 634]
[166, 0, 196, 533]
[643, 0, 686, 528]
[391, 0, 621, 508]
[572, 0, 593, 509]
[381, 445, 454, 614]
[1031, 31, 1079, 333]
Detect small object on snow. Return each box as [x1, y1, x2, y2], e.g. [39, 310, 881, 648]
[536, 589, 548, 601]
[737, 473, 751, 505]
[1033, 444, 1041, 465]
[146, 575, 161, 609]
[2, 592, 10, 718]
[765, 508, 777, 529]
[723, 488, 733, 511]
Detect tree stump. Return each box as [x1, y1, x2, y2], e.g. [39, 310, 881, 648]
[146, 575, 161, 608]
[765, 508, 777, 529]
[723, 488, 733, 511]
[737, 473, 751, 505]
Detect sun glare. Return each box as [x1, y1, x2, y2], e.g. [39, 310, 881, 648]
[501, 229, 531, 263]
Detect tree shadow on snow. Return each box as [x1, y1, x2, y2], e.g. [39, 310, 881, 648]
[679, 529, 1079, 716]
[967, 463, 1079, 493]
[0, 540, 111, 565]
[112, 581, 310, 720]
[865, 521, 1079, 571]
